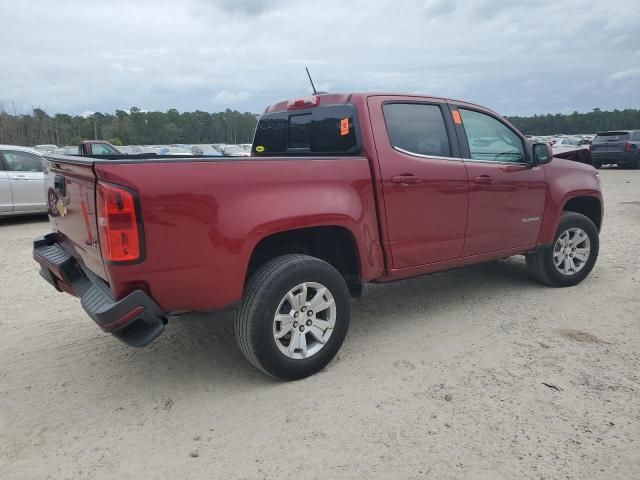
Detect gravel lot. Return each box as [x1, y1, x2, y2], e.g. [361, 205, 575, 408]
[1, 169, 639, 479]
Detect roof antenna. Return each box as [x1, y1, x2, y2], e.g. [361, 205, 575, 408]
[306, 67, 318, 95]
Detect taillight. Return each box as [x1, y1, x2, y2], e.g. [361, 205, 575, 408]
[287, 95, 319, 110]
[97, 182, 141, 262]
[624, 142, 634, 152]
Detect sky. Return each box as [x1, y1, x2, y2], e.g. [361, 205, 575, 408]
[0, 0, 639, 117]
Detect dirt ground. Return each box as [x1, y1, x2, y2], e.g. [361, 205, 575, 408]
[1, 169, 639, 480]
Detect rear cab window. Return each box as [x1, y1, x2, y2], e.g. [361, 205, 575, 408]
[593, 132, 630, 143]
[252, 104, 361, 156]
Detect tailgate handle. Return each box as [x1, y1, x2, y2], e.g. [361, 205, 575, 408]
[54, 174, 66, 196]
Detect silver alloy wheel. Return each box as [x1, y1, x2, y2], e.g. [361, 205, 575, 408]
[553, 227, 591, 276]
[273, 282, 336, 360]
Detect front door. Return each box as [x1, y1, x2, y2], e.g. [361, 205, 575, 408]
[368, 96, 469, 268]
[452, 106, 547, 256]
[1, 150, 46, 212]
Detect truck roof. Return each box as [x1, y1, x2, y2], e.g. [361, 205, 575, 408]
[263, 92, 498, 117]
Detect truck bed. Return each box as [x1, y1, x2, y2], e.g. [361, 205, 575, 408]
[43, 153, 383, 312]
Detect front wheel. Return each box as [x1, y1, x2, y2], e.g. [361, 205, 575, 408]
[235, 254, 351, 380]
[526, 212, 599, 287]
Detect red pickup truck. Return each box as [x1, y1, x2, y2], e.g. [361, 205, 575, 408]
[33, 93, 603, 380]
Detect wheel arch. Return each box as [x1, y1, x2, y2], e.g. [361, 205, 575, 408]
[245, 225, 364, 297]
[562, 195, 602, 231]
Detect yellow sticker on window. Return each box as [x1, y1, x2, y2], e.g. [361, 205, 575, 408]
[255, 145, 265, 152]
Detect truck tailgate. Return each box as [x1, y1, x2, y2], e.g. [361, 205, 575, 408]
[46, 156, 107, 280]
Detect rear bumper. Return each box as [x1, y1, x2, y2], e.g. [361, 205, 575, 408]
[592, 152, 638, 165]
[33, 234, 166, 347]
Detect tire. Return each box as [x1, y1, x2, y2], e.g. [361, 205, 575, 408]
[526, 212, 599, 287]
[592, 161, 602, 170]
[235, 254, 351, 380]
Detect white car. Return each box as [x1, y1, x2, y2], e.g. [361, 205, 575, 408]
[0, 145, 47, 217]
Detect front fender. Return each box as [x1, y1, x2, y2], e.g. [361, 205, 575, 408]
[537, 158, 602, 245]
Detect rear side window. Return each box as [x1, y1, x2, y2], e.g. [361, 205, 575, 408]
[594, 132, 630, 143]
[382, 103, 451, 157]
[252, 105, 361, 156]
[632, 132, 640, 141]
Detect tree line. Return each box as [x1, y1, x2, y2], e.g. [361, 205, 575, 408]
[0, 104, 639, 147]
[507, 108, 640, 136]
[0, 105, 260, 147]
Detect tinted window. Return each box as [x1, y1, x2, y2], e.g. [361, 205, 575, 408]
[288, 113, 312, 149]
[383, 103, 451, 157]
[632, 132, 640, 141]
[1, 151, 43, 172]
[594, 132, 630, 143]
[253, 105, 360, 155]
[459, 109, 525, 163]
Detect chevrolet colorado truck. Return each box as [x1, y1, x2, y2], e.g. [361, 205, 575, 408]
[33, 93, 603, 380]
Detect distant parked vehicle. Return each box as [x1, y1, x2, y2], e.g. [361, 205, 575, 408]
[222, 144, 249, 157]
[0, 145, 46, 217]
[553, 137, 582, 147]
[191, 145, 223, 156]
[34, 144, 58, 154]
[166, 146, 193, 156]
[590, 130, 640, 169]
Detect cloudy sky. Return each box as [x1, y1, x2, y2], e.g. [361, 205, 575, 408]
[1, 0, 638, 116]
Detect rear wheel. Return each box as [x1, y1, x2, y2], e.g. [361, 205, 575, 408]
[526, 212, 599, 287]
[592, 160, 602, 169]
[235, 254, 351, 380]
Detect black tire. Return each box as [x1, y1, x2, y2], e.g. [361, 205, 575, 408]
[526, 212, 599, 287]
[592, 161, 602, 170]
[235, 254, 351, 380]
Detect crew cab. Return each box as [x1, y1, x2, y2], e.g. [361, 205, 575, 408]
[33, 92, 603, 380]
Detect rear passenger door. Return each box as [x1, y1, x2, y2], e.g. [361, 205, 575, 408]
[368, 96, 469, 268]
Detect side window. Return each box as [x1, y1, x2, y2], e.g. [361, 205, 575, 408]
[383, 103, 451, 157]
[2, 151, 44, 172]
[459, 109, 525, 163]
[91, 143, 117, 155]
[632, 132, 640, 141]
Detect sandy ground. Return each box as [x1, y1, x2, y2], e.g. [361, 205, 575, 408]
[1, 169, 639, 480]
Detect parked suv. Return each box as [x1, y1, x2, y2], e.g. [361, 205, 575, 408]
[590, 130, 640, 169]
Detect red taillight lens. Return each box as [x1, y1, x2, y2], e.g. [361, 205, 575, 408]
[287, 95, 319, 110]
[624, 142, 634, 152]
[97, 182, 141, 262]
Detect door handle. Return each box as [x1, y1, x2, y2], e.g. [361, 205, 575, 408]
[11, 175, 28, 180]
[391, 174, 420, 185]
[473, 175, 493, 185]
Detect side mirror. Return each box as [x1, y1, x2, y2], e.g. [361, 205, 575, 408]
[532, 142, 553, 166]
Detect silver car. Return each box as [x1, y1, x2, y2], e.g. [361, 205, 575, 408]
[0, 145, 47, 217]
